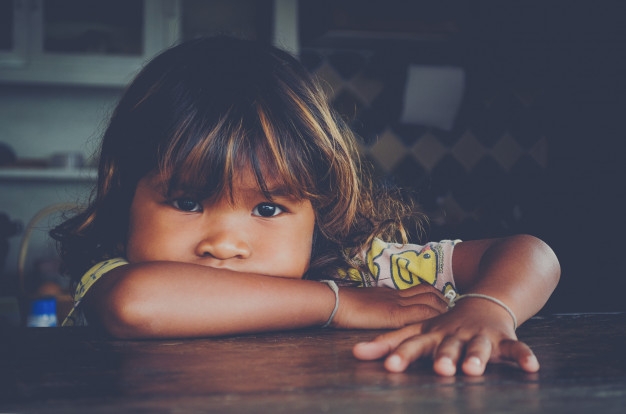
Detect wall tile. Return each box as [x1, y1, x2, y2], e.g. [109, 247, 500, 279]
[305, 47, 549, 237]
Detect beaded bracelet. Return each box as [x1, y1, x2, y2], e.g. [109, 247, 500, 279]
[320, 280, 339, 328]
[449, 293, 518, 330]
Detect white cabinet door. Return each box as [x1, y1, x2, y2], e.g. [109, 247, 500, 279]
[0, 0, 181, 86]
[0, 0, 29, 67]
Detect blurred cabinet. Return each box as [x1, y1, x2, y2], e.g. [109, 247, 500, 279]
[181, 0, 272, 44]
[0, 0, 299, 86]
[180, 0, 297, 55]
[0, 0, 181, 86]
[0, 0, 28, 67]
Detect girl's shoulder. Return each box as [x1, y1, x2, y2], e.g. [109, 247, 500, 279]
[62, 257, 129, 327]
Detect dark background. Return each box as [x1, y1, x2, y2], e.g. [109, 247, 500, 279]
[299, 0, 626, 313]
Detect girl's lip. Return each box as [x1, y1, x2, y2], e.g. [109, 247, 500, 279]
[199, 259, 242, 273]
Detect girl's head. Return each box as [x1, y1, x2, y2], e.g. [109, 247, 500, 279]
[53, 36, 423, 282]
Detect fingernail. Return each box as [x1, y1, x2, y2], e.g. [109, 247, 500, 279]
[440, 356, 454, 368]
[467, 356, 481, 366]
[526, 354, 539, 367]
[387, 354, 403, 370]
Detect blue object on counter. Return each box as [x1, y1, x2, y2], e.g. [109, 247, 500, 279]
[27, 297, 58, 327]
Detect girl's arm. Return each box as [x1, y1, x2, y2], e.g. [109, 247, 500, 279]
[82, 261, 448, 338]
[352, 234, 561, 376]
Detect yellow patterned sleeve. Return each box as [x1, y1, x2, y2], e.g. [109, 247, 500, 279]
[359, 238, 461, 296]
[62, 258, 129, 327]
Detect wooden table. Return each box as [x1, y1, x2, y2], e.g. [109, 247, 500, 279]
[1, 313, 625, 413]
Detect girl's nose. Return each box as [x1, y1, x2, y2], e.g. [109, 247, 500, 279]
[195, 228, 252, 260]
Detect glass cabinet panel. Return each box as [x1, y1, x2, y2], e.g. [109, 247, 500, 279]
[0, 0, 28, 66]
[0, 0, 13, 52]
[182, 0, 272, 43]
[42, 0, 144, 56]
[0, 0, 180, 85]
[0, 0, 297, 85]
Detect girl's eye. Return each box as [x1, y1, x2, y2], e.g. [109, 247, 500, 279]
[172, 199, 202, 212]
[252, 202, 284, 217]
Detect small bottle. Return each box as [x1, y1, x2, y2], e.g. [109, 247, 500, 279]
[27, 297, 58, 327]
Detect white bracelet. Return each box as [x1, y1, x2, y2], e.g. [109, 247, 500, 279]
[320, 280, 339, 328]
[449, 293, 518, 330]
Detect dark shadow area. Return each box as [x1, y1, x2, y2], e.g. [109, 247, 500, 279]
[300, 0, 626, 313]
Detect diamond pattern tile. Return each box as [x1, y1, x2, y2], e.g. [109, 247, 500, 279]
[314, 62, 344, 101]
[412, 132, 447, 172]
[306, 49, 549, 233]
[491, 132, 523, 171]
[368, 128, 407, 172]
[529, 136, 548, 168]
[349, 72, 384, 106]
[451, 131, 487, 171]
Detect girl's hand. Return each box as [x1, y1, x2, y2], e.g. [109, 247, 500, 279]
[352, 298, 540, 376]
[331, 284, 449, 329]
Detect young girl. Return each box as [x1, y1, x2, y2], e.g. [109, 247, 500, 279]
[52, 36, 560, 377]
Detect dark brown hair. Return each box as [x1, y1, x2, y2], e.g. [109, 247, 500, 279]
[51, 36, 425, 285]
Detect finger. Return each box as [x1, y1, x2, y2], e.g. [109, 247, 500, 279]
[353, 324, 424, 361]
[401, 303, 447, 324]
[385, 334, 440, 373]
[498, 339, 540, 373]
[397, 291, 449, 318]
[432, 335, 466, 376]
[409, 292, 449, 314]
[399, 283, 446, 299]
[399, 286, 448, 310]
[460, 335, 493, 376]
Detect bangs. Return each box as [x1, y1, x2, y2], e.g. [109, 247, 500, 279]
[156, 103, 318, 203]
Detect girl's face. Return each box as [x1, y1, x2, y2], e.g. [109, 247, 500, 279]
[125, 168, 316, 278]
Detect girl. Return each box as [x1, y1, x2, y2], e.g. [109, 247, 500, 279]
[52, 36, 560, 377]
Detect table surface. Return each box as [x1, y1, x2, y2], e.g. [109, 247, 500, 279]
[1, 313, 625, 413]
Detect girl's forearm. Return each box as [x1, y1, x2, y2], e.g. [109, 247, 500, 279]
[453, 234, 561, 325]
[84, 262, 336, 338]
